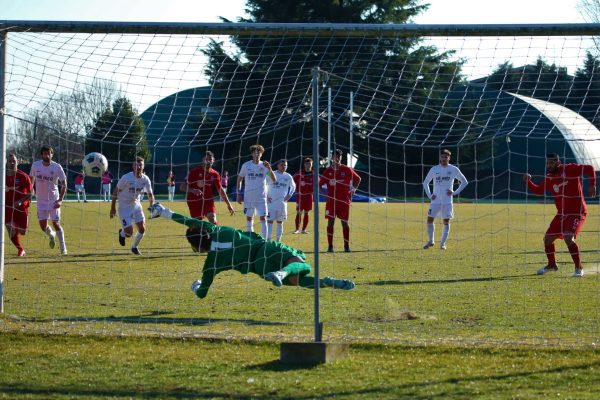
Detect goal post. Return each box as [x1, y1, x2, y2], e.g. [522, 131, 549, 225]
[2, 21, 600, 346]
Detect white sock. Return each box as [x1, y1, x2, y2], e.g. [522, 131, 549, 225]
[82, 192, 87, 201]
[246, 220, 253, 232]
[441, 224, 450, 245]
[261, 220, 268, 238]
[427, 223, 435, 242]
[45, 226, 55, 237]
[56, 229, 65, 245]
[276, 223, 283, 241]
[76, 193, 80, 201]
[266, 223, 273, 240]
[132, 232, 144, 248]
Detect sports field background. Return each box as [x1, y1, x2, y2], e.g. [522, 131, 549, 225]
[2, 200, 600, 346]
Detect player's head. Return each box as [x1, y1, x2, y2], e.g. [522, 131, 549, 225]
[185, 226, 212, 253]
[6, 152, 18, 171]
[303, 157, 313, 172]
[204, 151, 215, 167]
[277, 159, 288, 172]
[40, 145, 54, 164]
[332, 149, 343, 166]
[546, 153, 561, 173]
[440, 149, 451, 165]
[133, 156, 145, 176]
[250, 144, 265, 161]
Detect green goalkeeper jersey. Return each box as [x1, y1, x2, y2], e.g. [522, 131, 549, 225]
[171, 212, 306, 298]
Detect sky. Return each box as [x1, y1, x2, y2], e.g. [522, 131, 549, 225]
[0, 0, 585, 24]
[1, 0, 591, 112]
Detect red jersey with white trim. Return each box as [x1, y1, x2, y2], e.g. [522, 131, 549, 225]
[527, 163, 596, 214]
[319, 164, 361, 203]
[185, 166, 222, 201]
[293, 171, 314, 200]
[6, 170, 32, 209]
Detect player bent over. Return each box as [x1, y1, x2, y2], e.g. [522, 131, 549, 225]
[147, 203, 355, 298]
[5, 153, 33, 256]
[524, 153, 596, 277]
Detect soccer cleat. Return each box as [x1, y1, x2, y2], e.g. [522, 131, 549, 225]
[537, 265, 559, 275]
[327, 245, 334, 253]
[293, 230, 301, 234]
[17, 249, 26, 257]
[573, 269, 584, 277]
[131, 247, 141, 255]
[191, 279, 202, 295]
[48, 232, 56, 249]
[264, 270, 287, 287]
[118, 229, 125, 246]
[440, 244, 447, 250]
[60, 248, 68, 256]
[423, 241, 434, 249]
[322, 277, 356, 290]
[301, 230, 309, 234]
[344, 245, 351, 253]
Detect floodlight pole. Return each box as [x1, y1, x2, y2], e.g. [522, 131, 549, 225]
[327, 87, 332, 166]
[311, 67, 322, 342]
[0, 32, 7, 314]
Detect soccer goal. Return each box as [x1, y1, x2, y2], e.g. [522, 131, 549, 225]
[2, 21, 600, 346]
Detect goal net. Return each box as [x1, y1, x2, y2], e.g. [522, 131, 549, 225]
[2, 22, 600, 345]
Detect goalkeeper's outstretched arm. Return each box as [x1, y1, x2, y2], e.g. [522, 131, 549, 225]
[148, 203, 216, 231]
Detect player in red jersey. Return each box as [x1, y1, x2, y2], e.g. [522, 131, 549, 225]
[319, 149, 361, 253]
[523, 153, 596, 277]
[292, 157, 314, 234]
[5, 153, 33, 256]
[180, 151, 235, 224]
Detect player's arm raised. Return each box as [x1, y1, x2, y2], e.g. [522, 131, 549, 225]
[523, 173, 547, 195]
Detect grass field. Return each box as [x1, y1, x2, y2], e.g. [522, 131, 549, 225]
[2, 200, 600, 398]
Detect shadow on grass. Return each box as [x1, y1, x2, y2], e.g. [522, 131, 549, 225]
[367, 274, 534, 286]
[251, 359, 322, 371]
[2, 359, 600, 399]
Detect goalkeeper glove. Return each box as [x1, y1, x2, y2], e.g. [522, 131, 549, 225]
[148, 202, 173, 219]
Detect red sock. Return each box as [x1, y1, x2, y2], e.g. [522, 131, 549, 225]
[327, 225, 334, 246]
[342, 225, 350, 246]
[10, 232, 23, 251]
[302, 214, 309, 231]
[567, 242, 582, 269]
[545, 244, 557, 267]
[295, 214, 301, 231]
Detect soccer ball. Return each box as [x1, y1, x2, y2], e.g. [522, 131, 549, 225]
[82, 152, 108, 177]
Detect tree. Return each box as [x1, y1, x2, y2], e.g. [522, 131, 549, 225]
[577, 0, 600, 54]
[86, 97, 150, 164]
[570, 52, 600, 126]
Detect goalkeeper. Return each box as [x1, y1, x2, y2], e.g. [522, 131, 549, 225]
[148, 203, 355, 298]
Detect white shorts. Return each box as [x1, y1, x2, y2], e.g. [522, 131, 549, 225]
[268, 202, 288, 222]
[37, 200, 61, 222]
[428, 203, 454, 219]
[244, 200, 268, 218]
[102, 184, 111, 193]
[118, 203, 145, 228]
[75, 184, 85, 193]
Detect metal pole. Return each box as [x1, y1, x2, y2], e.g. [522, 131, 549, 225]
[311, 67, 322, 342]
[327, 87, 331, 167]
[349, 91, 354, 167]
[0, 32, 7, 314]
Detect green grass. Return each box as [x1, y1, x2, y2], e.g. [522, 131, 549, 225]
[2, 200, 600, 398]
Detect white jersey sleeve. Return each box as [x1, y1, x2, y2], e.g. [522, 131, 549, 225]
[268, 171, 296, 204]
[422, 167, 435, 200]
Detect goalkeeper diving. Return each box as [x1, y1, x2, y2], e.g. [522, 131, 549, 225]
[148, 203, 355, 298]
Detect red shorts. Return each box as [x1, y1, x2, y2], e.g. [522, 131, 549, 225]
[325, 199, 350, 221]
[546, 214, 586, 239]
[5, 206, 28, 231]
[187, 200, 216, 220]
[296, 195, 313, 212]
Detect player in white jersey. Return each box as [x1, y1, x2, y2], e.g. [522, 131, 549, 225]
[236, 144, 276, 237]
[266, 159, 296, 241]
[29, 145, 68, 255]
[110, 157, 155, 255]
[422, 149, 468, 250]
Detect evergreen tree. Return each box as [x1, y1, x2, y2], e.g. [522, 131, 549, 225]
[86, 97, 150, 164]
